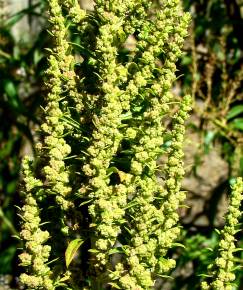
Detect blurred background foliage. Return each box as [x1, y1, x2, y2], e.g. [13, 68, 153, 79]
[0, 0, 48, 287]
[0, 0, 242, 289]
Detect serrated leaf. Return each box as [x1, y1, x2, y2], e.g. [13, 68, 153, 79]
[227, 105, 243, 120]
[65, 239, 84, 268]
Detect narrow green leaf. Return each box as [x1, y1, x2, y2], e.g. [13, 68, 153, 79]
[229, 118, 243, 131]
[232, 248, 243, 253]
[79, 199, 92, 206]
[108, 248, 124, 255]
[107, 167, 119, 176]
[88, 249, 99, 253]
[172, 243, 186, 249]
[65, 239, 84, 268]
[232, 265, 243, 271]
[226, 105, 243, 120]
[198, 274, 212, 278]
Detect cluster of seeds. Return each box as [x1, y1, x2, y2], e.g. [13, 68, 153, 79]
[202, 177, 243, 290]
[19, 1, 194, 289]
[19, 157, 53, 289]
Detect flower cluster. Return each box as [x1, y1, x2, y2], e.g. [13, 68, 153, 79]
[19, 0, 84, 288]
[202, 177, 243, 290]
[19, 0, 191, 289]
[63, 0, 86, 24]
[41, 0, 79, 212]
[104, 1, 191, 288]
[81, 1, 162, 281]
[19, 157, 53, 290]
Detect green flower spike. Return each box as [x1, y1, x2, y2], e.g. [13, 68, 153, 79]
[108, 1, 191, 289]
[202, 177, 243, 290]
[19, 157, 53, 290]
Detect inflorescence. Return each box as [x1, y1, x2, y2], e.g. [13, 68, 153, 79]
[18, 1, 195, 289]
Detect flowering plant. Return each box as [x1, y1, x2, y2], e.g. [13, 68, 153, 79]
[18, 1, 243, 290]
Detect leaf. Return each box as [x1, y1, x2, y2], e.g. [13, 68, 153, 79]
[172, 243, 186, 249]
[229, 118, 243, 131]
[6, 2, 41, 27]
[65, 239, 84, 268]
[6, 13, 25, 27]
[227, 105, 243, 120]
[107, 167, 119, 176]
[88, 249, 99, 253]
[33, 50, 43, 65]
[108, 248, 124, 255]
[121, 111, 132, 120]
[58, 275, 70, 283]
[0, 246, 16, 274]
[3, 80, 26, 113]
[4, 80, 17, 99]
[204, 131, 215, 145]
[60, 115, 83, 131]
[79, 199, 92, 206]
[124, 201, 138, 210]
[232, 248, 243, 253]
[69, 42, 95, 57]
[181, 55, 192, 66]
[6, 180, 16, 194]
[197, 274, 212, 278]
[232, 265, 243, 271]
